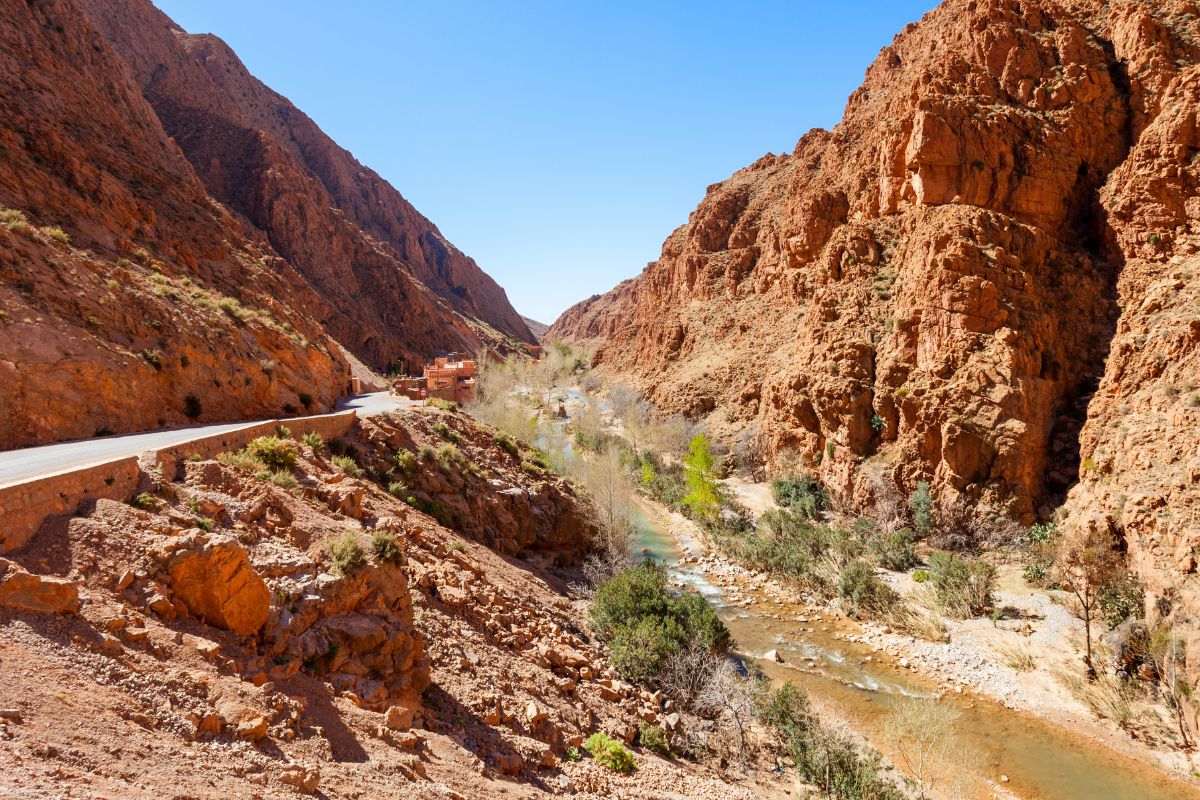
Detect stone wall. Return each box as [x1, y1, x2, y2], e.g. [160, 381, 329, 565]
[1, 411, 359, 553]
[155, 411, 358, 480]
[0, 456, 140, 552]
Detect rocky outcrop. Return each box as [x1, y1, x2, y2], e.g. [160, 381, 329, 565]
[550, 0, 1200, 532]
[167, 535, 270, 635]
[0, 558, 80, 614]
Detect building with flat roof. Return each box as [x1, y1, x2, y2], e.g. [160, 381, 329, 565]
[394, 354, 476, 404]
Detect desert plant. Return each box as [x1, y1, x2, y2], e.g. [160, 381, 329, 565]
[40, 225, 69, 244]
[266, 469, 297, 489]
[912, 568, 930, 583]
[869, 528, 919, 571]
[909, 481, 933, 535]
[435, 442, 463, 468]
[1053, 527, 1123, 676]
[681, 433, 721, 520]
[928, 551, 995, 618]
[494, 433, 519, 457]
[129, 492, 157, 511]
[448, 539, 466, 552]
[331, 454, 363, 477]
[370, 531, 403, 564]
[418, 444, 436, 462]
[771, 473, 827, 519]
[327, 533, 365, 576]
[387, 480, 407, 498]
[1097, 572, 1144, 628]
[394, 449, 417, 476]
[246, 435, 297, 470]
[837, 560, 900, 619]
[301, 431, 324, 450]
[583, 732, 636, 773]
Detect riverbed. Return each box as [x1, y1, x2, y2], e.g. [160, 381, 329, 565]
[628, 499, 1200, 800]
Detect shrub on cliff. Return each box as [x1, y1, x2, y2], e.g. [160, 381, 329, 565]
[928, 551, 996, 618]
[327, 533, 365, 576]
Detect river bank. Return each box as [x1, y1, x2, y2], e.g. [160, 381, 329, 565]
[630, 492, 1200, 800]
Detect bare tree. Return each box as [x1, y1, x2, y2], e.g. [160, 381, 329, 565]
[1054, 527, 1123, 678]
[660, 641, 721, 709]
[1149, 623, 1196, 750]
[885, 697, 961, 795]
[695, 658, 763, 760]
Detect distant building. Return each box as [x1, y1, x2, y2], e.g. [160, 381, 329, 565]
[394, 353, 476, 404]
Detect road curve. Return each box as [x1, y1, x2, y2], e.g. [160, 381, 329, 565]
[0, 392, 414, 487]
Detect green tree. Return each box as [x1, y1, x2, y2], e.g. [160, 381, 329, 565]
[909, 481, 933, 535]
[682, 433, 721, 519]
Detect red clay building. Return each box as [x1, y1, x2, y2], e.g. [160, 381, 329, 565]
[394, 353, 476, 404]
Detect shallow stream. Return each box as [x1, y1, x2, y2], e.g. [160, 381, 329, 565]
[628, 504, 1200, 800]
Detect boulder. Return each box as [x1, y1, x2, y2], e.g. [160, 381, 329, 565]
[278, 764, 320, 794]
[0, 559, 80, 614]
[168, 537, 269, 635]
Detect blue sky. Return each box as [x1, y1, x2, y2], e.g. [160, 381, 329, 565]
[153, 1, 936, 324]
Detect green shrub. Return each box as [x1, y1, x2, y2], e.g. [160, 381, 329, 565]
[276, 425, 293, 439]
[1098, 572, 1144, 628]
[837, 560, 900, 619]
[520, 459, 545, 476]
[869, 528, 919, 571]
[912, 568, 930, 583]
[301, 431, 324, 450]
[129, 492, 158, 511]
[246, 435, 297, 470]
[387, 481, 407, 498]
[928, 551, 995, 618]
[681, 434, 721, 519]
[638, 723, 670, 756]
[448, 539, 466, 552]
[331, 454, 363, 477]
[564, 746, 582, 762]
[370, 531, 403, 564]
[771, 474, 826, 519]
[394, 450, 417, 476]
[591, 562, 728, 687]
[584, 732, 636, 773]
[909, 481, 933, 535]
[759, 682, 907, 800]
[433, 421, 461, 442]
[418, 444, 436, 462]
[194, 516, 215, 532]
[327, 533, 365, 576]
[436, 442, 464, 468]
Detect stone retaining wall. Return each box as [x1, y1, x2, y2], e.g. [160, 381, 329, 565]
[0, 456, 140, 552]
[1, 410, 359, 553]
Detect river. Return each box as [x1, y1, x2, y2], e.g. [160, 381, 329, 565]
[627, 501, 1200, 800]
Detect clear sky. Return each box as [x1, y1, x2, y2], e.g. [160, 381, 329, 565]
[152, 1, 936, 325]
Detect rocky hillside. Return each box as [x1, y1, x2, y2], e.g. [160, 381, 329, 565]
[0, 0, 530, 448]
[0, 408, 771, 799]
[551, 0, 1198, 585]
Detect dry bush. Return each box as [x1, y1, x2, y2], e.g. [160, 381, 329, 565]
[885, 697, 968, 795]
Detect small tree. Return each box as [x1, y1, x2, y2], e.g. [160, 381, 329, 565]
[1053, 527, 1123, 677]
[1148, 624, 1195, 750]
[696, 657, 763, 760]
[682, 433, 721, 520]
[885, 697, 962, 795]
[909, 481, 933, 536]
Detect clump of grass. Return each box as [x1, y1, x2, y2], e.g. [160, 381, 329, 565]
[432, 421, 461, 442]
[584, 732, 636, 772]
[494, 433, 519, 458]
[370, 531, 403, 564]
[387, 481, 407, 498]
[331, 454, 363, 477]
[40, 225, 70, 244]
[448, 539, 466, 553]
[436, 442, 464, 468]
[327, 533, 365, 576]
[218, 449, 265, 472]
[998, 640, 1037, 672]
[194, 516, 215, 532]
[429, 398, 456, 411]
[418, 444, 436, 462]
[302, 431, 324, 450]
[0, 207, 28, 230]
[266, 470, 298, 490]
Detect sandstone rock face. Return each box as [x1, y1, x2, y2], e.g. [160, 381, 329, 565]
[0, 0, 529, 448]
[78, 0, 533, 365]
[168, 535, 270, 635]
[0, 558, 80, 614]
[551, 0, 1199, 530]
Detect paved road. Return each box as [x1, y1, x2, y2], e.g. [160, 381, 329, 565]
[0, 392, 414, 487]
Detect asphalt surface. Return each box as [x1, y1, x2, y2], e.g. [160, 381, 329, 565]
[0, 392, 414, 487]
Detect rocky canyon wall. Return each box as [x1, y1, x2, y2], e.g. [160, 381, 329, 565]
[551, 0, 1200, 644]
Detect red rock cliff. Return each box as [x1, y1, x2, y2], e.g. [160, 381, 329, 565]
[550, 0, 1200, 621]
